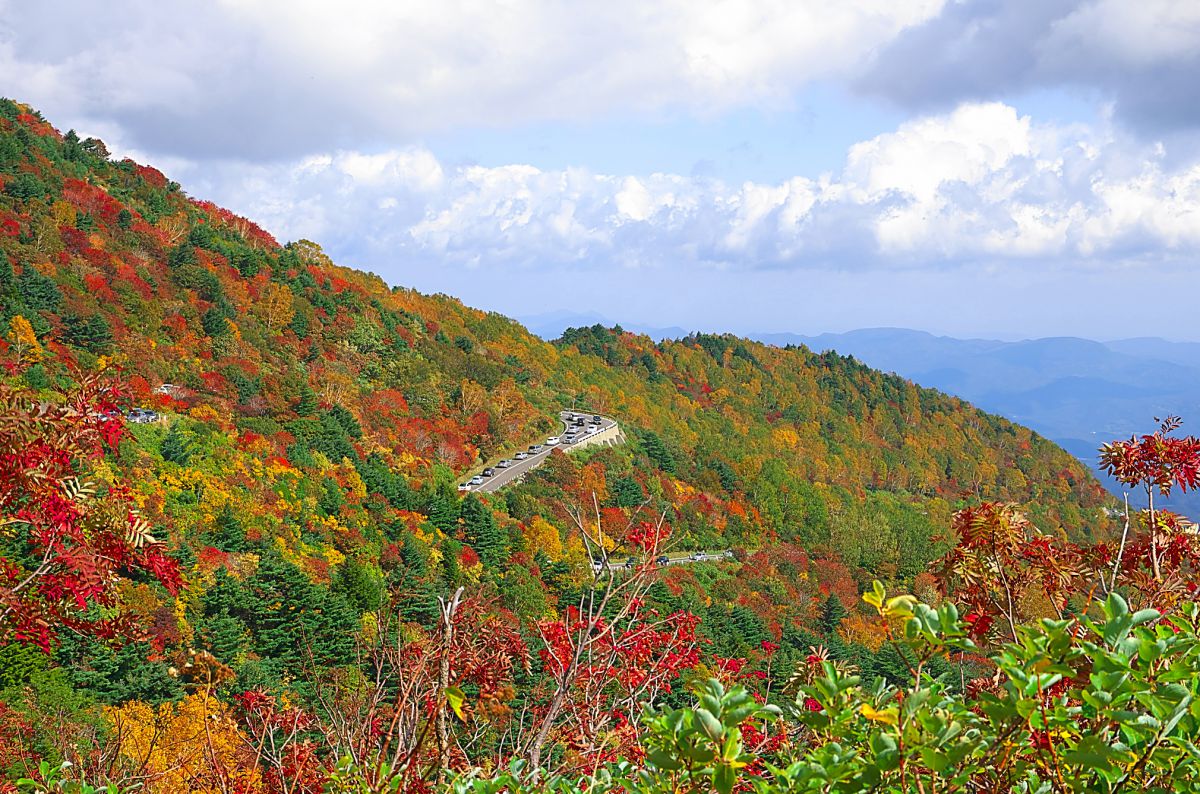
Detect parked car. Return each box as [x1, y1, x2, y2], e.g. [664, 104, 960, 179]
[497, 459, 513, 468]
[625, 556, 637, 570]
[546, 436, 560, 445]
[655, 555, 670, 566]
[514, 451, 529, 460]
[482, 468, 496, 477]
[690, 552, 705, 562]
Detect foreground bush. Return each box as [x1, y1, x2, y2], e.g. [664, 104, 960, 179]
[424, 586, 1200, 793]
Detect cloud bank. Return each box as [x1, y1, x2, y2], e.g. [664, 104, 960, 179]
[191, 102, 1200, 275]
[857, 0, 1200, 134]
[0, 0, 945, 159]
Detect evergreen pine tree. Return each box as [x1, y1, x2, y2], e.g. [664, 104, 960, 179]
[295, 383, 318, 416]
[640, 431, 677, 474]
[612, 475, 645, 508]
[203, 613, 249, 666]
[160, 422, 193, 465]
[236, 553, 357, 679]
[209, 503, 248, 552]
[819, 592, 849, 635]
[460, 494, 508, 568]
[424, 467, 461, 533]
[333, 558, 385, 613]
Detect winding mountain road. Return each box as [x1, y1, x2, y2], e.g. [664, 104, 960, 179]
[589, 550, 735, 572]
[470, 411, 622, 493]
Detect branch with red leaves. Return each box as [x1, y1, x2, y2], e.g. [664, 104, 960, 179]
[0, 373, 182, 651]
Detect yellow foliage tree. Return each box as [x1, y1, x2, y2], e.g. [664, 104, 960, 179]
[50, 199, 77, 227]
[6, 314, 43, 365]
[525, 515, 564, 561]
[107, 691, 263, 793]
[258, 281, 295, 333]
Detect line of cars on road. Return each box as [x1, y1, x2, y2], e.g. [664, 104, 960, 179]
[96, 407, 161, 424]
[458, 414, 606, 491]
[590, 550, 735, 570]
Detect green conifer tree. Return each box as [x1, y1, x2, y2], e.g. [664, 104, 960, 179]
[819, 592, 849, 635]
[460, 494, 508, 568]
[160, 422, 193, 465]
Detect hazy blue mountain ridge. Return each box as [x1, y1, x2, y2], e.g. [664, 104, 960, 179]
[773, 329, 1200, 519]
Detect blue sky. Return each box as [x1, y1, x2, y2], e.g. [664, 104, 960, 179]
[4, 0, 1200, 340]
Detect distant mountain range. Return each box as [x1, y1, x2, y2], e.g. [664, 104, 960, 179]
[524, 315, 1200, 519]
[763, 329, 1200, 520]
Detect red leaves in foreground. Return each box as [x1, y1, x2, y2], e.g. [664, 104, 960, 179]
[0, 373, 181, 651]
[1100, 415, 1200, 496]
[936, 419, 1200, 645]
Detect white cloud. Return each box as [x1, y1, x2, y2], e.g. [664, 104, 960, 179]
[0, 0, 946, 159]
[185, 101, 1200, 276]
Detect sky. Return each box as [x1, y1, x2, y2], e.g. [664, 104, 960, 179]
[4, 0, 1200, 340]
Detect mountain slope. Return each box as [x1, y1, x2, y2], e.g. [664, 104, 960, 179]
[777, 328, 1200, 517]
[0, 99, 1116, 695]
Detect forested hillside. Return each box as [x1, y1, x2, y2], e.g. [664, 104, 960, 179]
[0, 99, 1126, 790]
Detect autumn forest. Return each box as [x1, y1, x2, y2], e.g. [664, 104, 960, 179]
[4, 99, 1200, 793]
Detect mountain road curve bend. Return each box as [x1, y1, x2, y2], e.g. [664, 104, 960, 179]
[467, 410, 626, 494]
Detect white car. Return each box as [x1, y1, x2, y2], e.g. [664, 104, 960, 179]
[546, 436, 560, 445]
[469, 475, 485, 486]
[514, 451, 529, 460]
[458, 483, 472, 492]
[497, 459, 513, 468]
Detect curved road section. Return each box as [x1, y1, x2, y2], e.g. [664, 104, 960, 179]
[470, 411, 622, 493]
[590, 550, 735, 572]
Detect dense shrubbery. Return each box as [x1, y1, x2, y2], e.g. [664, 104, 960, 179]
[435, 590, 1200, 793]
[19, 589, 1200, 792]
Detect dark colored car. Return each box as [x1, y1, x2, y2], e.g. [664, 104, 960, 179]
[655, 555, 669, 566]
[625, 556, 637, 569]
[482, 468, 496, 477]
[592, 415, 602, 423]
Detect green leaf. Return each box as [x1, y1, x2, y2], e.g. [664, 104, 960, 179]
[714, 762, 736, 794]
[646, 748, 682, 772]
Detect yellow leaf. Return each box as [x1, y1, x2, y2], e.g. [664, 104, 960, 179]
[860, 703, 899, 726]
[445, 686, 467, 721]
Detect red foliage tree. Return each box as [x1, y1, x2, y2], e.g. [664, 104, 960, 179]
[1100, 415, 1200, 581]
[0, 373, 181, 650]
